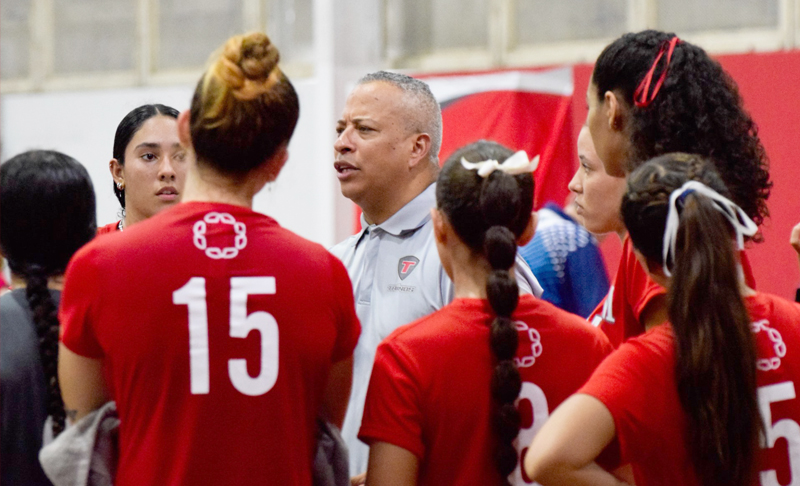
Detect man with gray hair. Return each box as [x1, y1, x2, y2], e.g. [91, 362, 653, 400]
[330, 71, 541, 478]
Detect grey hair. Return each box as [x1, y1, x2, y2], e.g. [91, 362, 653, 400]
[358, 71, 443, 165]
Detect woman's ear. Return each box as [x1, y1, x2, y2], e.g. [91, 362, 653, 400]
[263, 145, 289, 182]
[109, 159, 124, 187]
[633, 248, 670, 288]
[517, 212, 537, 246]
[431, 208, 447, 245]
[604, 91, 623, 132]
[177, 110, 192, 147]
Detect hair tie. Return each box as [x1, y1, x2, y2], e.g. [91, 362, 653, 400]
[634, 36, 680, 108]
[460, 150, 539, 178]
[676, 187, 694, 207]
[662, 181, 757, 277]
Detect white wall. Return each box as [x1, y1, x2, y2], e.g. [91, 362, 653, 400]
[0, 77, 348, 247]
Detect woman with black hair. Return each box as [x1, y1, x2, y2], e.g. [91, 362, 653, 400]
[359, 141, 611, 485]
[0, 150, 96, 486]
[525, 153, 800, 486]
[584, 30, 771, 346]
[58, 32, 359, 485]
[99, 103, 188, 233]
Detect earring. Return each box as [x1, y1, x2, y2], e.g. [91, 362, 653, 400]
[117, 182, 124, 190]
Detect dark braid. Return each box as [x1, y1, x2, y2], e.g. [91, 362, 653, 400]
[486, 225, 522, 480]
[437, 140, 534, 483]
[24, 267, 66, 436]
[0, 150, 97, 438]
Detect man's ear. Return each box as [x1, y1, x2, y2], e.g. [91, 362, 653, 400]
[408, 133, 432, 169]
[177, 110, 192, 147]
[517, 211, 537, 246]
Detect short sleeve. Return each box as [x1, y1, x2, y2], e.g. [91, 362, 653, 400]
[514, 253, 544, 298]
[578, 327, 673, 467]
[59, 245, 105, 359]
[328, 254, 360, 363]
[358, 338, 425, 459]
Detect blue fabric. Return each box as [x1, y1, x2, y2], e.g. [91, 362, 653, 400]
[519, 203, 609, 318]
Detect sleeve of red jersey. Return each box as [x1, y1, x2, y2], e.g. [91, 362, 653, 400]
[622, 239, 665, 321]
[328, 254, 361, 363]
[59, 244, 105, 359]
[358, 339, 425, 459]
[578, 336, 661, 469]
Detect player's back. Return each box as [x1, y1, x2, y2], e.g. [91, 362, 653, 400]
[749, 292, 800, 484]
[361, 294, 611, 485]
[61, 202, 360, 485]
[509, 296, 613, 484]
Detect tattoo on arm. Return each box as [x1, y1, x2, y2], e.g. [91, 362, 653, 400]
[66, 409, 78, 424]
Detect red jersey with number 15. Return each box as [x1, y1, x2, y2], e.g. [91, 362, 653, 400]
[580, 292, 800, 485]
[60, 201, 360, 486]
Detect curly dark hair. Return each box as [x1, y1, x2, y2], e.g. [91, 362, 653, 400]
[592, 30, 771, 227]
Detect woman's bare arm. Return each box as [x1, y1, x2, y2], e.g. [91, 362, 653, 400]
[58, 344, 109, 423]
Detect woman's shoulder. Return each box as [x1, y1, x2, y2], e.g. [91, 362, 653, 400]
[381, 300, 488, 350]
[517, 295, 610, 342]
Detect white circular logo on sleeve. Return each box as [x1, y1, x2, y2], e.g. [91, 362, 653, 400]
[193, 212, 247, 259]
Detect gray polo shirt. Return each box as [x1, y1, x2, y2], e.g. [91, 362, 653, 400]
[330, 183, 542, 474]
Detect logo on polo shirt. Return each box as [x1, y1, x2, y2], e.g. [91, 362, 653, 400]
[397, 256, 419, 280]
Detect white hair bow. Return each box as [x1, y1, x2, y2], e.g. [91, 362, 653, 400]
[460, 150, 539, 178]
[662, 180, 757, 277]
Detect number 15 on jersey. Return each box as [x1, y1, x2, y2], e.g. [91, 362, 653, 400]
[173, 276, 279, 396]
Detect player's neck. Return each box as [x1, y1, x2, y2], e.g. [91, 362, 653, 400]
[11, 274, 64, 291]
[181, 163, 266, 209]
[450, 248, 493, 300]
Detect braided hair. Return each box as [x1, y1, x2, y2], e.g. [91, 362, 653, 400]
[0, 150, 97, 436]
[437, 140, 534, 482]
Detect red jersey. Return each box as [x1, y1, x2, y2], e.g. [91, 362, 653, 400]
[96, 221, 121, 235]
[60, 202, 360, 486]
[580, 292, 800, 486]
[589, 237, 757, 348]
[359, 295, 612, 485]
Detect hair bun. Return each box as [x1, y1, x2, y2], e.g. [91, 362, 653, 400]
[239, 33, 280, 81]
[217, 32, 281, 101]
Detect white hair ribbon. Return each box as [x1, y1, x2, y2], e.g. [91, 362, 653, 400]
[662, 180, 757, 277]
[460, 150, 539, 178]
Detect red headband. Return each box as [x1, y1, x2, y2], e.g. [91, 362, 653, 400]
[633, 36, 680, 108]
